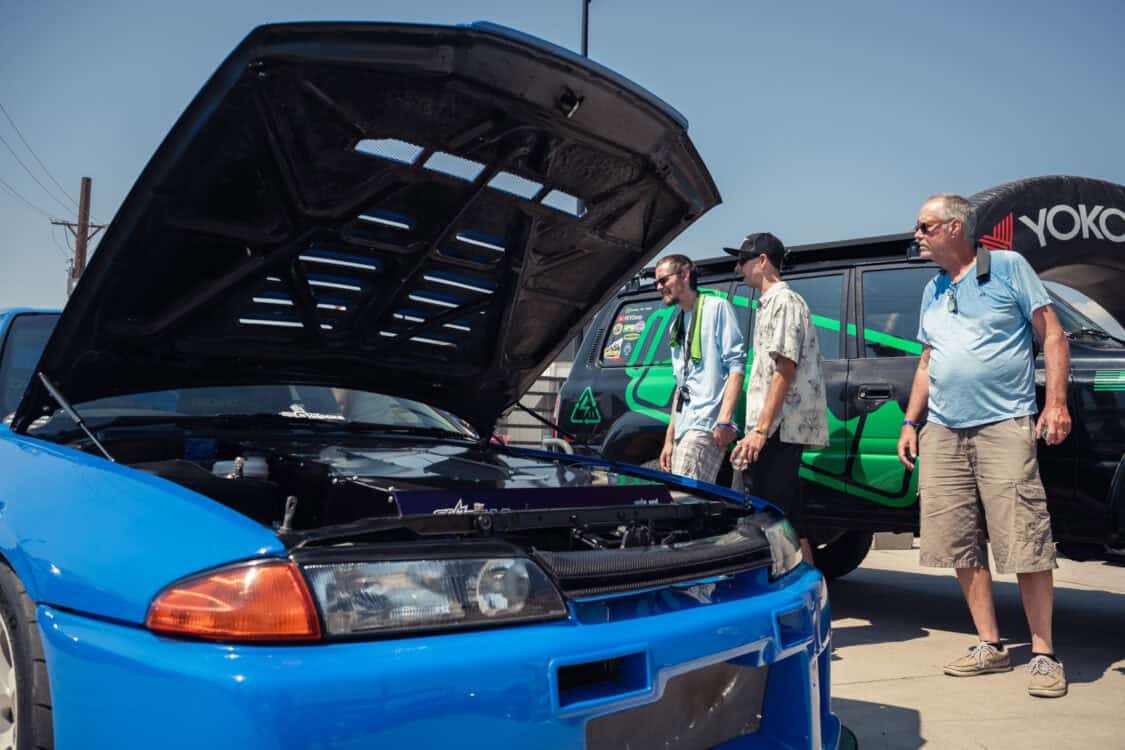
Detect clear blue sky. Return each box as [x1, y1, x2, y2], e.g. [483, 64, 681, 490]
[3, 0, 1124, 310]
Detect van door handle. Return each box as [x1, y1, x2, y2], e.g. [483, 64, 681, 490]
[857, 384, 893, 400]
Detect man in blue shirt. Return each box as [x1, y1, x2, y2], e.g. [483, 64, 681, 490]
[655, 255, 745, 483]
[897, 194, 1071, 698]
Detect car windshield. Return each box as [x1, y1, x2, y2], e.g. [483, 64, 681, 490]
[0, 313, 473, 437]
[32, 384, 476, 438]
[1046, 290, 1118, 339]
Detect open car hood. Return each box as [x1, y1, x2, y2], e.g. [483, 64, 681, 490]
[14, 22, 719, 435]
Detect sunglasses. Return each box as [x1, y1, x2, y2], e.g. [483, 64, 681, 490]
[914, 217, 953, 235]
[735, 252, 763, 267]
[654, 271, 680, 288]
[946, 286, 958, 314]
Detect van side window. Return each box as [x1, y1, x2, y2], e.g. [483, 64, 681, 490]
[861, 267, 935, 357]
[785, 274, 844, 360]
[600, 298, 673, 367]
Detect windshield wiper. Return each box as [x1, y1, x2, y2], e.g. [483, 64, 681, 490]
[1067, 327, 1125, 344]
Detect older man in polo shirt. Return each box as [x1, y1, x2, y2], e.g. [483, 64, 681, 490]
[897, 193, 1071, 698]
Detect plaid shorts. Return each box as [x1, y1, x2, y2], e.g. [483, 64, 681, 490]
[671, 429, 725, 483]
[918, 416, 1056, 575]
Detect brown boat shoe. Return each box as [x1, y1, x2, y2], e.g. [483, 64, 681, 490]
[943, 642, 1012, 677]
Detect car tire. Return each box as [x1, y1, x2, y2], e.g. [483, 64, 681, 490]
[811, 530, 873, 580]
[0, 563, 53, 750]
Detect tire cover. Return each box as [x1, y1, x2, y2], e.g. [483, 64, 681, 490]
[969, 175, 1125, 324]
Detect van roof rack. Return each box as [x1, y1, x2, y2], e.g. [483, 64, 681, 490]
[634, 232, 917, 281]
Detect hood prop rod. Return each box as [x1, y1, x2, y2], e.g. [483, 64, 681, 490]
[36, 373, 114, 462]
[511, 402, 586, 447]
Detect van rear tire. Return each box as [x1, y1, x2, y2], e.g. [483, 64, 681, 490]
[811, 530, 873, 579]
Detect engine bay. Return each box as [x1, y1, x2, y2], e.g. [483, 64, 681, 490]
[71, 424, 756, 556]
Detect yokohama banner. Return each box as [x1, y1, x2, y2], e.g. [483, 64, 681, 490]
[969, 175, 1125, 326]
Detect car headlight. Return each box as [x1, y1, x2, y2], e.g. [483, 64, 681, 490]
[763, 519, 803, 579]
[303, 558, 568, 636]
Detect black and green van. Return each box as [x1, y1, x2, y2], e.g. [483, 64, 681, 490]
[557, 176, 1125, 577]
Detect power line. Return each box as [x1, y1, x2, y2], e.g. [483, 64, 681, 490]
[0, 130, 73, 214]
[0, 174, 53, 219]
[49, 225, 71, 259]
[0, 100, 78, 209]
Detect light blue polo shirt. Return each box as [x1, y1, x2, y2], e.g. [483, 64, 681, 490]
[917, 250, 1051, 429]
[670, 294, 745, 439]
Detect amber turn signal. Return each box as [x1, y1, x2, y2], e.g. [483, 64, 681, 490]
[146, 560, 321, 642]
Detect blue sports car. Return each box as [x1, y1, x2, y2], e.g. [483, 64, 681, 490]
[0, 22, 851, 749]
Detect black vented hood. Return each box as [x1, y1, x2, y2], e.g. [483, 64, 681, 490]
[14, 22, 719, 435]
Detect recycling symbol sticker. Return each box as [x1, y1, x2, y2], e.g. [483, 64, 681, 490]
[570, 386, 602, 424]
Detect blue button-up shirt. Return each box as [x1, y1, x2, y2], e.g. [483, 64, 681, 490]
[670, 294, 745, 439]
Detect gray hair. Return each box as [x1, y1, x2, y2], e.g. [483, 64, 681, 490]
[927, 193, 976, 240]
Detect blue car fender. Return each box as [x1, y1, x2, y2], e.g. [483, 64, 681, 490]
[0, 428, 285, 624]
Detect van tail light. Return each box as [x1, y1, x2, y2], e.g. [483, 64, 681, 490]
[146, 560, 321, 642]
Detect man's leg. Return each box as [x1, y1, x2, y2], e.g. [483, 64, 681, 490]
[956, 566, 1000, 644]
[671, 429, 723, 483]
[748, 435, 812, 563]
[1018, 569, 1054, 655]
[972, 417, 1064, 695]
[973, 416, 1058, 652]
[918, 423, 1009, 676]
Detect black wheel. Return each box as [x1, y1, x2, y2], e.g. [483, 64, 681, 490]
[811, 530, 873, 580]
[0, 563, 53, 750]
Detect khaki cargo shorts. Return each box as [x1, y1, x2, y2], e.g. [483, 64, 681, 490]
[918, 415, 1056, 575]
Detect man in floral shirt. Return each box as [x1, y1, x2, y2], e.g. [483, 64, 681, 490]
[727, 233, 828, 563]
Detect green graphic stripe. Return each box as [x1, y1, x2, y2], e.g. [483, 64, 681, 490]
[863, 329, 923, 355]
[1094, 370, 1125, 391]
[810, 315, 919, 354]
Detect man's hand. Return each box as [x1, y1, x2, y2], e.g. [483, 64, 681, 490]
[1036, 404, 1072, 446]
[713, 425, 737, 449]
[730, 432, 767, 470]
[660, 441, 674, 472]
[897, 425, 918, 470]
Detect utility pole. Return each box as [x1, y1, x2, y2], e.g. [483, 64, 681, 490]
[51, 177, 106, 294]
[581, 0, 591, 57]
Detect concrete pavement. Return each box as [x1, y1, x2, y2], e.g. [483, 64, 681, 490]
[828, 547, 1125, 749]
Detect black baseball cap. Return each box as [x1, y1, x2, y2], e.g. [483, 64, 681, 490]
[723, 232, 787, 269]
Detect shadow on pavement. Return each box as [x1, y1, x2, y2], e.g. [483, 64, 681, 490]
[833, 697, 923, 750]
[826, 565, 1125, 685]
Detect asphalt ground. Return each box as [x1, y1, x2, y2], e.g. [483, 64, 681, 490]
[828, 547, 1125, 749]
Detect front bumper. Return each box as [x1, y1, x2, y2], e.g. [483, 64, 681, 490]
[40, 565, 842, 749]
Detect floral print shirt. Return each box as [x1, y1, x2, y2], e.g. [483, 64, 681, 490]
[744, 282, 829, 448]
